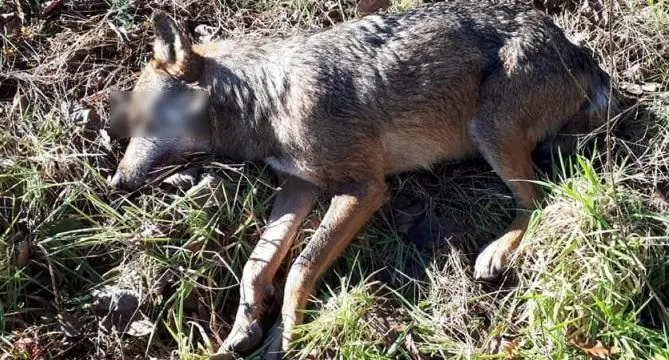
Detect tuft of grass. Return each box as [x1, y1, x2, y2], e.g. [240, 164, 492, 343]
[501, 155, 669, 359]
[396, 251, 486, 359]
[292, 271, 388, 359]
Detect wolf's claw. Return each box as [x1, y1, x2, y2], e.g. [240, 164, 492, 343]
[222, 319, 264, 353]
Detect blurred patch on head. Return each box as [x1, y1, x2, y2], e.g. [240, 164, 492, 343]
[109, 90, 210, 139]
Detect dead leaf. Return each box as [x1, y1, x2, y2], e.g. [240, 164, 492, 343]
[151, 270, 177, 299]
[10, 91, 28, 115]
[390, 196, 466, 250]
[125, 318, 154, 337]
[13, 338, 35, 353]
[15, 238, 30, 267]
[620, 82, 663, 96]
[569, 337, 619, 359]
[392, 197, 428, 235]
[622, 64, 645, 82]
[568, 31, 588, 47]
[98, 311, 154, 337]
[195, 24, 219, 43]
[358, 0, 391, 15]
[500, 337, 523, 357]
[489, 336, 523, 359]
[65, 0, 108, 12]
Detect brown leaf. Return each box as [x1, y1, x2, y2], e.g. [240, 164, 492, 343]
[569, 338, 619, 359]
[13, 338, 36, 354]
[489, 336, 523, 359]
[500, 337, 523, 357]
[15, 239, 30, 267]
[358, 0, 391, 15]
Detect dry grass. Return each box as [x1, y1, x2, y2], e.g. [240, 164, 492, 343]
[1, 0, 668, 359]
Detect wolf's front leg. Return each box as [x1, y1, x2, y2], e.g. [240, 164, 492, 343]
[262, 180, 388, 359]
[223, 175, 317, 353]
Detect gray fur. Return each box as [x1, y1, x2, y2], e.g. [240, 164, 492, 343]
[198, 1, 608, 185]
[115, 0, 611, 190]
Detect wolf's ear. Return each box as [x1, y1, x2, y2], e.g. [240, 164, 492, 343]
[151, 11, 201, 80]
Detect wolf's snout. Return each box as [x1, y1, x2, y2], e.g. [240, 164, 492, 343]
[110, 137, 176, 191]
[108, 164, 145, 191]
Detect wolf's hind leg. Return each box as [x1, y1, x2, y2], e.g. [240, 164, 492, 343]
[223, 175, 317, 352]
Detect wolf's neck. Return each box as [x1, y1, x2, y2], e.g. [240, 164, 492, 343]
[204, 56, 286, 161]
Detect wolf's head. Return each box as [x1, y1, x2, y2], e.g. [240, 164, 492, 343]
[110, 12, 210, 190]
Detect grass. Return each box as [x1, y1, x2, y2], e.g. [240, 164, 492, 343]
[1, 0, 668, 359]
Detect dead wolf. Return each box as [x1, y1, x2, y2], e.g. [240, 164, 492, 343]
[109, 1, 613, 357]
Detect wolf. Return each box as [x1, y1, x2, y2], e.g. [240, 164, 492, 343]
[109, 1, 614, 357]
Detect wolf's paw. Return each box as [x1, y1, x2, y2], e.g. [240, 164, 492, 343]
[222, 319, 264, 353]
[474, 240, 510, 280]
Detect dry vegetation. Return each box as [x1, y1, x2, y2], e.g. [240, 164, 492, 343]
[1, 0, 668, 359]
